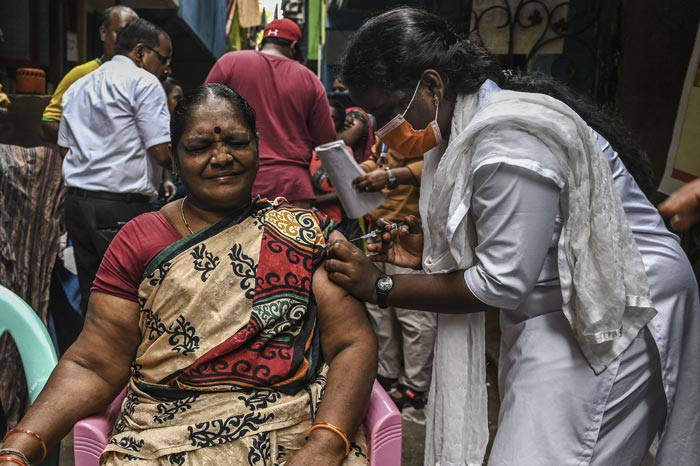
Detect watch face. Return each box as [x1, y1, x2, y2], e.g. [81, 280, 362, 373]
[376, 275, 394, 293]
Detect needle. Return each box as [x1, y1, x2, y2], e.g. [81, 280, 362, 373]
[349, 222, 406, 243]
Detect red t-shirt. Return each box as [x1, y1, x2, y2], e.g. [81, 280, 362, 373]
[205, 51, 336, 202]
[92, 212, 181, 302]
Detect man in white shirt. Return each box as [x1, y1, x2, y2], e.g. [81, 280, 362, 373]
[58, 18, 173, 314]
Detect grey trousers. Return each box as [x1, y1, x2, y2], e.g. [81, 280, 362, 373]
[366, 262, 437, 392]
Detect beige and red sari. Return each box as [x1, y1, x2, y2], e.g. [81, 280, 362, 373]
[102, 201, 368, 465]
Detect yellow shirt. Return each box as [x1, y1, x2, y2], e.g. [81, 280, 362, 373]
[42, 58, 101, 122]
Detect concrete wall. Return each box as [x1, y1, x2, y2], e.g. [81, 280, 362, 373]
[615, 0, 700, 189]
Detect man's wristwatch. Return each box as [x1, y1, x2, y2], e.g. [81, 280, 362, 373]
[375, 274, 394, 309]
[385, 167, 398, 190]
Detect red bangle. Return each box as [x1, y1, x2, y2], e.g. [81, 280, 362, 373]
[0, 455, 28, 466]
[3, 428, 47, 463]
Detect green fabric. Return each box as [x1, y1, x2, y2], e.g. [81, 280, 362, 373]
[307, 0, 321, 61]
[227, 7, 242, 51]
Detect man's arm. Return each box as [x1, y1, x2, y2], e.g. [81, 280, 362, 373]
[147, 143, 172, 168]
[134, 77, 172, 167]
[658, 178, 700, 230]
[309, 85, 338, 146]
[40, 60, 100, 144]
[39, 121, 60, 144]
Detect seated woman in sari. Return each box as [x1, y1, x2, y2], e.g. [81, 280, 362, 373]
[0, 84, 377, 466]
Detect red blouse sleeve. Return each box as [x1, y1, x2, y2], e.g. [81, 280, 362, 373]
[92, 212, 181, 302]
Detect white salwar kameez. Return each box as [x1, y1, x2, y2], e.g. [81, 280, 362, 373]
[423, 80, 700, 466]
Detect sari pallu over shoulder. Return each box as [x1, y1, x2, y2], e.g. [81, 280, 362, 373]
[103, 200, 335, 462]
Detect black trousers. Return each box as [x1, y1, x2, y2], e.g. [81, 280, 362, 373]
[64, 190, 151, 315]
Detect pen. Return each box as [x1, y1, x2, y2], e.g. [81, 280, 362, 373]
[349, 222, 406, 243]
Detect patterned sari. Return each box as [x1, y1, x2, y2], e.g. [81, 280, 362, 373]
[102, 201, 368, 465]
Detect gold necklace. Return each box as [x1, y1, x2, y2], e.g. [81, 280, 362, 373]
[180, 197, 194, 234]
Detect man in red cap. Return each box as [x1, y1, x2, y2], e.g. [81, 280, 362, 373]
[205, 18, 336, 207]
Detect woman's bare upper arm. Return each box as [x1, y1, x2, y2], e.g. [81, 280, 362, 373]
[63, 291, 142, 387]
[312, 254, 376, 363]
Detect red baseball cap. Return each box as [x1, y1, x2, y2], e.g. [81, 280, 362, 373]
[263, 18, 302, 42]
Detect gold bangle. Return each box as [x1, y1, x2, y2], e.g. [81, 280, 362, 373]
[0, 449, 29, 466]
[3, 428, 47, 463]
[309, 422, 351, 457]
[0, 455, 28, 466]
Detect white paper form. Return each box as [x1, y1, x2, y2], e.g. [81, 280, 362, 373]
[315, 140, 386, 218]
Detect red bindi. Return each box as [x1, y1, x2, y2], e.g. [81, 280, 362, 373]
[214, 126, 221, 134]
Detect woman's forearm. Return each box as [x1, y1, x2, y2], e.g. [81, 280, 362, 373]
[324, 240, 490, 314]
[311, 264, 378, 458]
[2, 354, 130, 464]
[382, 270, 492, 314]
[392, 270, 476, 312]
[393, 166, 419, 186]
[2, 292, 139, 465]
[313, 338, 377, 448]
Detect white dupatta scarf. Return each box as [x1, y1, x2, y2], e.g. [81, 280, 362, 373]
[421, 81, 657, 466]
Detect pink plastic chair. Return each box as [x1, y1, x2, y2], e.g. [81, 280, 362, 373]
[74, 380, 401, 465]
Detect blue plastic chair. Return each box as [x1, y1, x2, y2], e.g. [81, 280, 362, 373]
[0, 284, 59, 466]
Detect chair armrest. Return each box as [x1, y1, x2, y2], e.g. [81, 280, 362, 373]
[73, 387, 127, 466]
[365, 380, 402, 466]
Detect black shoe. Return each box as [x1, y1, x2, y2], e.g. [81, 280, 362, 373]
[390, 384, 426, 411]
[376, 374, 398, 393]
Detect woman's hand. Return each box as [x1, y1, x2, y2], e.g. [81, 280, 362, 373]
[369, 216, 424, 270]
[353, 169, 388, 192]
[324, 240, 383, 303]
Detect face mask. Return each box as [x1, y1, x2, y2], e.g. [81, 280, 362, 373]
[375, 81, 442, 157]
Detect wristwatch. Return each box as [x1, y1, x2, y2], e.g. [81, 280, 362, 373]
[375, 274, 394, 309]
[385, 167, 398, 189]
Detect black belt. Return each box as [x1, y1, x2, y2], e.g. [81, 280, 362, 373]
[66, 187, 149, 203]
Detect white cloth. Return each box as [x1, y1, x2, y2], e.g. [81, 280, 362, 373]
[465, 134, 699, 466]
[421, 80, 691, 466]
[58, 55, 170, 200]
[464, 151, 661, 466]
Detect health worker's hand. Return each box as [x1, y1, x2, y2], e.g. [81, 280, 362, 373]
[368, 216, 424, 270]
[324, 240, 382, 304]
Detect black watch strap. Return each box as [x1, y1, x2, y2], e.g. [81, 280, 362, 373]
[375, 274, 394, 309]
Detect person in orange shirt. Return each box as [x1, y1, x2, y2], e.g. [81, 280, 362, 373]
[354, 141, 435, 420]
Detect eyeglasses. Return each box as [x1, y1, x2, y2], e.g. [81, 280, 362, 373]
[143, 45, 171, 67]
